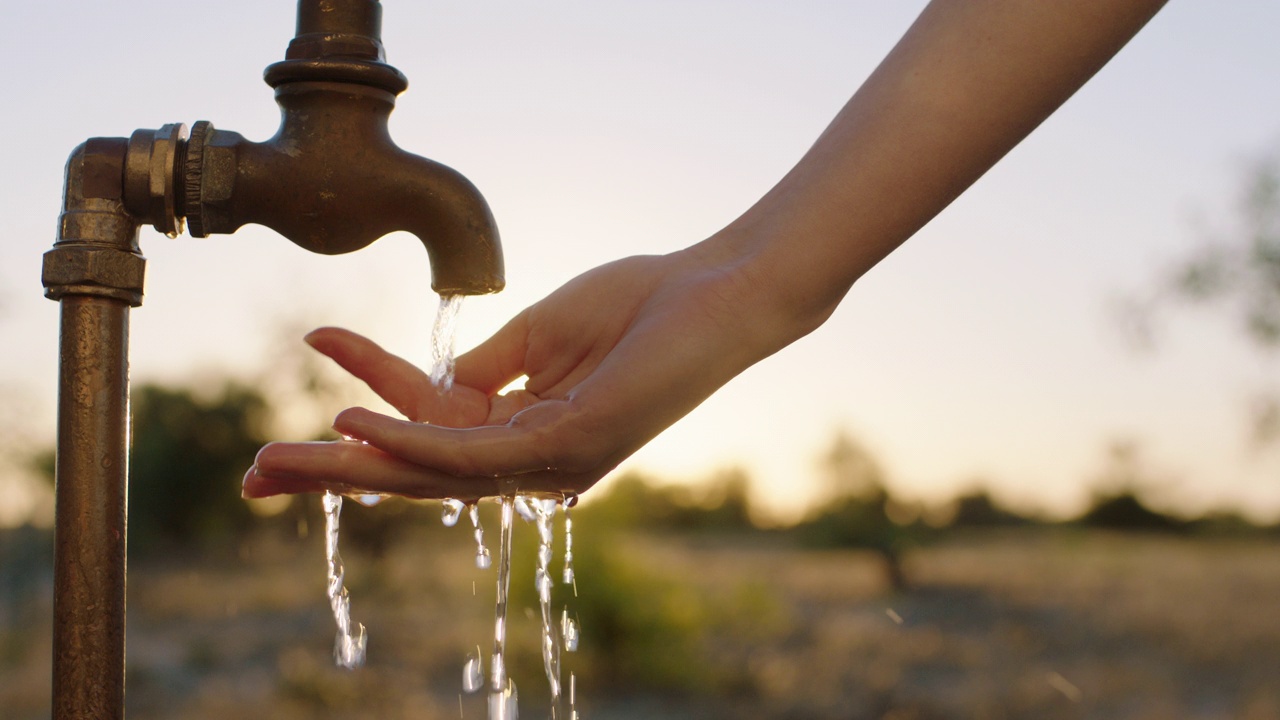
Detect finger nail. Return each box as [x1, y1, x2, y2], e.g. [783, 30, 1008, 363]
[333, 407, 375, 437]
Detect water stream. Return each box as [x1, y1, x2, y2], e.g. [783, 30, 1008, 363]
[488, 497, 519, 719]
[471, 503, 493, 569]
[323, 490, 367, 669]
[562, 495, 577, 587]
[430, 294, 464, 390]
[533, 497, 563, 713]
[314, 294, 586, 716]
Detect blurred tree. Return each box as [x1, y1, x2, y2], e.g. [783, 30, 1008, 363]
[1127, 148, 1280, 443]
[0, 386, 55, 528]
[1078, 441, 1183, 532]
[30, 380, 273, 555]
[797, 431, 911, 591]
[677, 467, 754, 532]
[126, 382, 269, 553]
[949, 487, 1034, 528]
[1080, 491, 1182, 532]
[1174, 154, 1280, 344]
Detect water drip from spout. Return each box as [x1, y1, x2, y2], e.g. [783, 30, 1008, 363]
[431, 294, 465, 390]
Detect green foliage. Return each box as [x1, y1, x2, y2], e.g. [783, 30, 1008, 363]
[492, 476, 792, 694]
[562, 535, 716, 692]
[573, 469, 757, 535]
[127, 382, 268, 554]
[506, 515, 788, 694]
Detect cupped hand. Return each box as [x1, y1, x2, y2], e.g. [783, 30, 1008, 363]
[243, 242, 783, 501]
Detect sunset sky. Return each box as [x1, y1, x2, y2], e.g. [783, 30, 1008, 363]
[3, 1, 1279, 524]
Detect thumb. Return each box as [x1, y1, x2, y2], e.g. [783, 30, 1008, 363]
[453, 309, 532, 396]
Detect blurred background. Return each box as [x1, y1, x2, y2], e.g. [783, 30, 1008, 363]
[3, 1, 1279, 718]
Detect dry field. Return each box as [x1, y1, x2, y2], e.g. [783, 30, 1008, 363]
[2, 523, 1278, 720]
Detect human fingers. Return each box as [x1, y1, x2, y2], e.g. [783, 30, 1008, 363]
[453, 310, 531, 396]
[245, 440, 501, 500]
[245, 440, 592, 499]
[332, 403, 605, 480]
[305, 326, 488, 427]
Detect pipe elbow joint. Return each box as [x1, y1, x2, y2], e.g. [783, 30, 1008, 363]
[44, 138, 146, 305]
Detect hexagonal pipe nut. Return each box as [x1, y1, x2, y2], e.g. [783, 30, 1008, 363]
[42, 246, 146, 297]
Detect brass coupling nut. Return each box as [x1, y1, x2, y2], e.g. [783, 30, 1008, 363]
[182, 120, 234, 238]
[124, 123, 188, 237]
[42, 244, 146, 306]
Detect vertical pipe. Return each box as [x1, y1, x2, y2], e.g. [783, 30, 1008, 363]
[296, 0, 381, 38]
[53, 295, 129, 720]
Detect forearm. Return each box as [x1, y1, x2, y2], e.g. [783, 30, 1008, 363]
[708, 0, 1167, 342]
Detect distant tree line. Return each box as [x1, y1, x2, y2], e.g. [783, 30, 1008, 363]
[23, 378, 1280, 567]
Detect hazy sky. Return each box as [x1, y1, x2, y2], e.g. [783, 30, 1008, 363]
[3, 1, 1279, 524]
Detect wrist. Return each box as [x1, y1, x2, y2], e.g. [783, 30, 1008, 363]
[682, 222, 847, 361]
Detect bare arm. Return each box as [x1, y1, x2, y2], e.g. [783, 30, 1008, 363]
[244, 0, 1168, 500]
[724, 0, 1168, 335]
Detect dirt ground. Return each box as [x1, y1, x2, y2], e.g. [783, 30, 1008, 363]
[2, 525, 1278, 720]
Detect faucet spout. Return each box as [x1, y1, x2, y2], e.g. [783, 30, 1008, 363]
[181, 0, 504, 295]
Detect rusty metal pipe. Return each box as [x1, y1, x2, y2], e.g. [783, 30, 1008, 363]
[43, 140, 144, 720]
[52, 296, 130, 720]
[295, 0, 382, 51]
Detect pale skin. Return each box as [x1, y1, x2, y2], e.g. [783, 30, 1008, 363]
[243, 0, 1169, 501]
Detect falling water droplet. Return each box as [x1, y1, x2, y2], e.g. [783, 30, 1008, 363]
[357, 494, 384, 507]
[463, 645, 485, 693]
[470, 503, 491, 569]
[442, 498, 466, 527]
[561, 608, 579, 652]
[514, 495, 537, 523]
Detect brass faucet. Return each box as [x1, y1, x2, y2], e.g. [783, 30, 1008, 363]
[40, 2, 503, 717]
